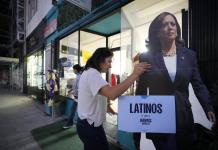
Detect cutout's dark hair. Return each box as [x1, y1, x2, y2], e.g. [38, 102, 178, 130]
[84, 47, 113, 72]
[146, 12, 185, 51]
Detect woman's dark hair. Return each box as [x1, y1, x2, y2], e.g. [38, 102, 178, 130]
[146, 12, 185, 51]
[84, 47, 113, 71]
[73, 64, 83, 72]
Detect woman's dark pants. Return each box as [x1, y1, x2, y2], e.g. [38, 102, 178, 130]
[76, 118, 109, 150]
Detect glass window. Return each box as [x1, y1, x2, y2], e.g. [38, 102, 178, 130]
[59, 31, 79, 96]
[44, 44, 53, 72]
[43, 44, 54, 87]
[108, 34, 121, 49]
[27, 50, 43, 89]
[80, 31, 106, 66]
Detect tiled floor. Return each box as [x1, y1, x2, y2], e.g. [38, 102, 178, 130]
[0, 88, 62, 150]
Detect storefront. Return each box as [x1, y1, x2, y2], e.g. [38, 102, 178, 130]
[26, 20, 46, 102]
[58, 31, 79, 96]
[26, 51, 43, 93]
[56, 10, 129, 144]
[55, 0, 189, 149]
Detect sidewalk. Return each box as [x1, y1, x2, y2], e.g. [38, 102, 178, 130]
[0, 88, 62, 150]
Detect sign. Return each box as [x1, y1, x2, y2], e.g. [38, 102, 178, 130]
[44, 19, 57, 38]
[59, 57, 72, 67]
[118, 96, 176, 133]
[0, 57, 19, 63]
[66, 0, 92, 12]
[26, 20, 46, 54]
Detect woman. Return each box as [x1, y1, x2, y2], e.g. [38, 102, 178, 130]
[46, 70, 57, 106]
[76, 47, 151, 150]
[63, 64, 83, 129]
[133, 12, 216, 150]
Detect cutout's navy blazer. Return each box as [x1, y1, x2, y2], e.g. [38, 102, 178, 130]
[136, 47, 214, 137]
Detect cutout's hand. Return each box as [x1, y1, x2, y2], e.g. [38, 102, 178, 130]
[207, 111, 216, 123]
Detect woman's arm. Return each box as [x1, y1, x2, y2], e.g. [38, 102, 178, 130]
[99, 62, 151, 100]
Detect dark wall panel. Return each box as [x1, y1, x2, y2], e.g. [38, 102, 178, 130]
[189, 0, 218, 88]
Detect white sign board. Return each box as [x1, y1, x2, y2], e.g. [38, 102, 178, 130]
[118, 96, 176, 133]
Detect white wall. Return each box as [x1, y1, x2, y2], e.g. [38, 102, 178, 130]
[26, 0, 53, 37]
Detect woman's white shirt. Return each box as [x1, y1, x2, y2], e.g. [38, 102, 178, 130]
[78, 68, 108, 127]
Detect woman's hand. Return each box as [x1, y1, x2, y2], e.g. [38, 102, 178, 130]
[132, 62, 151, 77]
[100, 62, 151, 100]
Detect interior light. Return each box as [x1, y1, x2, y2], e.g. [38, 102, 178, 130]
[135, 0, 185, 18]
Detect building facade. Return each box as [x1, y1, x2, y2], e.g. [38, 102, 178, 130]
[23, 0, 218, 149]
